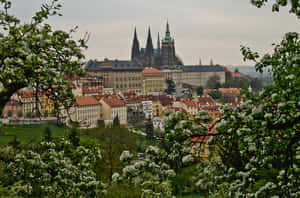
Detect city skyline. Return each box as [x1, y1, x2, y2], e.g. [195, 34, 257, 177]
[10, 0, 299, 66]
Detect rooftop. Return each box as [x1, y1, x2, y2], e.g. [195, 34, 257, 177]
[76, 96, 100, 106]
[103, 97, 126, 107]
[142, 67, 163, 75]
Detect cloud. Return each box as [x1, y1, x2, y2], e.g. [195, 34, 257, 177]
[8, 0, 299, 65]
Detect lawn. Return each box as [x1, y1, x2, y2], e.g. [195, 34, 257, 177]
[0, 124, 67, 145]
[176, 195, 205, 198]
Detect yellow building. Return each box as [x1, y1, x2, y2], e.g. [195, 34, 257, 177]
[142, 67, 165, 95]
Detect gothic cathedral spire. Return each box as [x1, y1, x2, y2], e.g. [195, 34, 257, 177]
[145, 26, 154, 57]
[157, 32, 161, 56]
[131, 27, 140, 60]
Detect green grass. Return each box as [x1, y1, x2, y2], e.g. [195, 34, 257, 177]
[176, 195, 205, 198]
[0, 124, 67, 145]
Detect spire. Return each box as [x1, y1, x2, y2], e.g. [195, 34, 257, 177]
[199, 58, 202, 66]
[166, 20, 170, 34]
[131, 27, 140, 60]
[163, 20, 172, 43]
[210, 58, 214, 66]
[145, 26, 154, 57]
[157, 32, 160, 50]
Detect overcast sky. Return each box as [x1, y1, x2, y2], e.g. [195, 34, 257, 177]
[10, 0, 299, 66]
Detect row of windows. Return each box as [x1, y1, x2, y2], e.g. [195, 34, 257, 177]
[116, 84, 141, 89]
[116, 76, 141, 81]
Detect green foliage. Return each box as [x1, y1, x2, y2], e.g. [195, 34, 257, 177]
[68, 127, 80, 147]
[113, 115, 120, 126]
[6, 111, 12, 117]
[206, 75, 221, 89]
[104, 183, 142, 198]
[25, 112, 32, 118]
[0, 0, 87, 115]
[250, 0, 300, 17]
[118, 146, 176, 198]
[171, 163, 202, 195]
[17, 111, 22, 118]
[222, 76, 249, 90]
[208, 90, 222, 99]
[196, 86, 204, 96]
[208, 32, 300, 197]
[145, 120, 154, 140]
[165, 79, 176, 94]
[43, 126, 52, 142]
[5, 137, 103, 197]
[0, 124, 65, 145]
[88, 126, 136, 183]
[249, 77, 263, 91]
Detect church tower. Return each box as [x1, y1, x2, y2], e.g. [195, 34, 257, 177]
[161, 21, 177, 67]
[131, 27, 140, 61]
[145, 27, 154, 66]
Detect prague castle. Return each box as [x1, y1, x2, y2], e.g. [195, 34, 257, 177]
[85, 21, 226, 94]
[131, 22, 183, 68]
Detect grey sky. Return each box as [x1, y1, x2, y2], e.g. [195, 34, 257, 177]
[10, 0, 299, 65]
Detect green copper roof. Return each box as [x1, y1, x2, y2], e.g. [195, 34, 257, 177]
[163, 21, 173, 43]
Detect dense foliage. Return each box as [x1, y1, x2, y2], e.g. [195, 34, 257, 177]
[0, 0, 87, 115]
[203, 32, 300, 197]
[4, 137, 104, 197]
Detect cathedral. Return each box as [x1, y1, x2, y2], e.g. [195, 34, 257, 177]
[131, 22, 183, 68]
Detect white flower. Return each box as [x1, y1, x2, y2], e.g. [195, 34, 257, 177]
[182, 154, 194, 164]
[112, 173, 120, 182]
[120, 150, 133, 162]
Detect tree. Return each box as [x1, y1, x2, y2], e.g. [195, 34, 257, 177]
[25, 112, 32, 118]
[43, 126, 52, 142]
[165, 79, 176, 94]
[68, 126, 80, 147]
[208, 90, 222, 99]
[6, 138, 104, 197]
[198, 32, 300, 198]
[196, 86, 204, 96]
[206, 75, 221, 89]
[145, 119, 154, 139]
[17, 111, 22, 118]
[0, 0, 87, 115]
[249, 77, 263, 91]
[222, 76, 249, 90]
[6, 111, 12, 117]
[250, 0, 300, 17]
[118, 147, 175, 198]
[89, 126, 136, 183]
[113, 115, 120, 126]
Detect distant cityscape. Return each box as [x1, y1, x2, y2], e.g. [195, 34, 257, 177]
[1, 22, 268, 130]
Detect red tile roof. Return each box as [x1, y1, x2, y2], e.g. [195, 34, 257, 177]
[103, 98, 126, 107]
[190, 136, 211, 143]
[203, 89, 213, 94]
[219, 88, 241, 95]
[183, 100, 197, 107]
[173, 107, 186, 113]
[197, 96, 216, 106]
[76, 96, 100, 106]
[18, 91, 44, 98]
[201, 105, 220, 112]
[82, 88, 102, 94]
[142, 67, 163, 75]
[123, 91, 136, 98]
[190, 123, 215, 143]
[223, 67, 231, 73]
